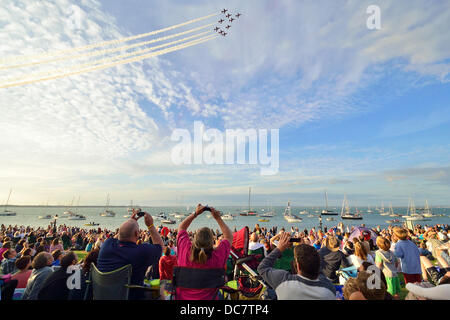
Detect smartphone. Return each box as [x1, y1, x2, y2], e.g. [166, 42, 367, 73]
[289, 238, 302, 243]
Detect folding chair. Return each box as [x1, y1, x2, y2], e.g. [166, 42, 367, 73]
[86, 264, 159, 300]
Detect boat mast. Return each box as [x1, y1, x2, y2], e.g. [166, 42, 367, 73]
[75, 196, 80, 215]
[105, 194, 110, 212]
[4, 188, 12, 210]
[325, 190, 329, 211]
[341, 195, 346, 216]
[248, 187, 251, 212]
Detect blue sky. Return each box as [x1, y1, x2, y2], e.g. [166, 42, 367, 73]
[0, 0, 449, 206]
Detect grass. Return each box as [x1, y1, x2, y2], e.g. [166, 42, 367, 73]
[74, 250, 88, 262]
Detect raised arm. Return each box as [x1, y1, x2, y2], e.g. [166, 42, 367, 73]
[178, 204, 207, 232]
[144, 213, 164, 248]
[211, 208, 233, 244]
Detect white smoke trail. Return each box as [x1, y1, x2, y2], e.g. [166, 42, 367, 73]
[0, 23, 215, 71]
[0, 35, 218, 89]
[0, 12, 219, 64]
[1, 31, 212, 84]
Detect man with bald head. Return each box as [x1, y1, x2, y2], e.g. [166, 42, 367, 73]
[97, 210, 164, 300]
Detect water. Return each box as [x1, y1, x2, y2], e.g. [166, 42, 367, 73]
[1, 206, 449, 231]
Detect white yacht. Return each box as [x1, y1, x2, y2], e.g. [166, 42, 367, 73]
[38, 215, 52, 219]
[221, 213, 234, 220]
[0, 189, 17, 216]
[100, 194, 116, 217]
[284, 201, 302, 223]
[161, 218, 176, 224]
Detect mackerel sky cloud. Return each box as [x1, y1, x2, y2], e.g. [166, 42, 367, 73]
[0, 0, 449, 206]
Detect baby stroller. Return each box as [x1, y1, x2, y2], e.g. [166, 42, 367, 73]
[223, 227, 267, 300]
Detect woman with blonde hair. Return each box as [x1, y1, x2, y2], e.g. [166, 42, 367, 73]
[350, 242, 374, 268]
[175, 204, 233, 300]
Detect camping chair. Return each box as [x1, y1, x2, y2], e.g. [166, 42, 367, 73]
[170, 266, 237, 300]
[227, 227, 267, 299]
[85, 264, 159, 300]
[0, 275, 18, 301]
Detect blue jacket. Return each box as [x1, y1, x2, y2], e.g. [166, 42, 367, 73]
[393, 240, 421, 274]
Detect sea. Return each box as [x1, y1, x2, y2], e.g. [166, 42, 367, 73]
[1, 206, 449, 232]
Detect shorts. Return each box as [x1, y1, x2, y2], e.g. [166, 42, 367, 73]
[426, 266, 450, 286]
[385, 276, 401, 295]
[403, 273, 422, 284]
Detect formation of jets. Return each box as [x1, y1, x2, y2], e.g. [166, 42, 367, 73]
[214, 9, 241, 36]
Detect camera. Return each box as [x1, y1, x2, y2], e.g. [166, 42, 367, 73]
[137, 211, 145, 217]
[203, 206, 212, 212]
[289, 238, 302, 243]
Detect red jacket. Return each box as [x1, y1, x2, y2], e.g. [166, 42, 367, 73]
[159, 255, 177, 280]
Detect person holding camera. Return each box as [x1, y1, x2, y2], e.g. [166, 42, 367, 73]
[258, 232, 336, 300]
[174, 204, 233, 300]
[96, 209, 164, 300]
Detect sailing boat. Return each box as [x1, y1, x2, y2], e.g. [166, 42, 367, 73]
[321, 190, 338, 215]
[63, 196, 75, 216]
[403, 198, 427, 221]
[284, 201, 302, 223]
[389, 203, 401, 217]
[69, 196, 86, 220]
[124, 200, 134, 218]
[367, 205, 373, 213]
[340, 194, 363, 220]
[39, 198, 52, 219]
[379, 202, 389, 215]
[100, 194, 116, 217]
[420, 200, 434, 218]
[260, 201, 275, 217]
[240, 187, 257, 216]
[0, 189, 17, 216]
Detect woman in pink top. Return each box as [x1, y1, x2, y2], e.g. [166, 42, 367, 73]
[11, 255, 33, 288]
[176, 204, 233, 300]
[49, 238, 64, 253]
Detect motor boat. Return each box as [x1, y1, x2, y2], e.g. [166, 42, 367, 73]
[38, 215, 52, 219]
[386, 219, 400, 224]
[221, 214, 234, 220]
[84, 222, 100, 226]
[68, 214, 87, 220]
[161, 218, 176, 224]
[0, 210, 17, 216]
[284, 201, 302, 223]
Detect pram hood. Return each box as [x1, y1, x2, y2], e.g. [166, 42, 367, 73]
[232, 226, 249, 258]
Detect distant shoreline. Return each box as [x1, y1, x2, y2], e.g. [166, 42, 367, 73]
[2, 205, 450, 208]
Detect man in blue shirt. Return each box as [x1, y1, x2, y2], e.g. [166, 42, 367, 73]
[97, 210, 164, 299]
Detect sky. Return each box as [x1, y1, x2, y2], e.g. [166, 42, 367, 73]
[0, 0, 449, 207]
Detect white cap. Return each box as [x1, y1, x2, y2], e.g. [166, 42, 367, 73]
[406, 283, 450, 300]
